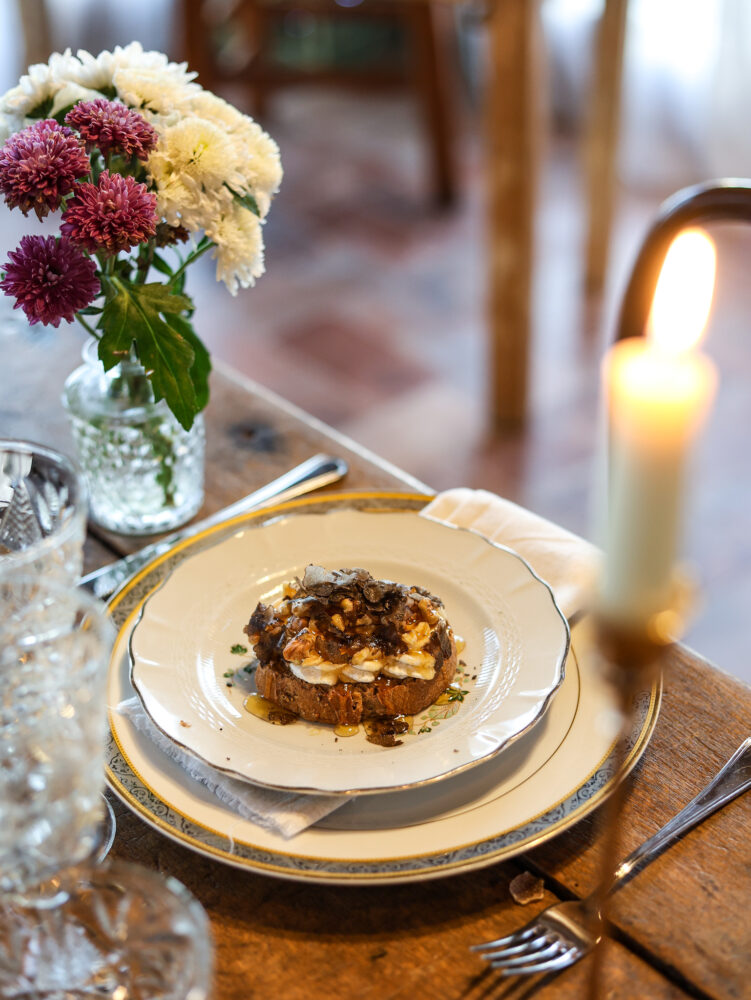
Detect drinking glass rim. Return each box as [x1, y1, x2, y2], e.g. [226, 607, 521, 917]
[0, 438, 87, 567]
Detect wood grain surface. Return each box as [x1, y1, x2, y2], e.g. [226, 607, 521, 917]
[5, 328, 750, 998]
[485, 0, 542, 427]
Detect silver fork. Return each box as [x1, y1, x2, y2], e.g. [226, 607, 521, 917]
[471, 737, 751, 976]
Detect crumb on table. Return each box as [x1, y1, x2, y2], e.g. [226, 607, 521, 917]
[509, 871, 545, 905]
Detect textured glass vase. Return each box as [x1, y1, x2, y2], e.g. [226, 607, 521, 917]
[63, 341, 205, 535]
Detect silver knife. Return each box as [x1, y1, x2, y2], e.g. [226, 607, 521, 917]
[79, 454, 348, 600]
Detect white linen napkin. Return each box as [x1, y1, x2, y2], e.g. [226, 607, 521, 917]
[421, 488, 599, 620]
[119, 489, 598, 839]
[115, 697, 344, 839]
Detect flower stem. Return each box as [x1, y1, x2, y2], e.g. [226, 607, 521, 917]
[76, 313, 100, 340]
[135, 239, 155, 284]
[170, 238, 213, 287]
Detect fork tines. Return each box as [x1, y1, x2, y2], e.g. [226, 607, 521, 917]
[472, 931, 579, 976]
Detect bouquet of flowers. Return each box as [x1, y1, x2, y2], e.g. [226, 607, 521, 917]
[0, 43, 282, 431]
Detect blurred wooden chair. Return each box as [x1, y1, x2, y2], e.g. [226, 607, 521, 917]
[177, 0, 458, 206]
[584, 0, 628, 294]
[16, 0, 52, 67]
[174, 0, 624, 426]
[485, 0, 629, 426]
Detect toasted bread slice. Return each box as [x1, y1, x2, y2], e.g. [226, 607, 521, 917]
[255, 637, 457, 726]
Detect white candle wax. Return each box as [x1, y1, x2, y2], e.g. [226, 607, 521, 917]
[602, 337, 716, 627]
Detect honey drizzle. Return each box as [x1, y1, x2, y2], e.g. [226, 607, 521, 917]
[333, 724, 359, 737]
[243, 693, 297, 725]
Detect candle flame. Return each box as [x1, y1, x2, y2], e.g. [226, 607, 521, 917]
[648, 228, 716, 353]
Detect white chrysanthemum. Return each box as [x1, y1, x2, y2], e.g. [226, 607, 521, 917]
[51, 81, 105, 116]
[57, 47, 117, 90]
[234, 119, 282, 218]
[112, 41, 197, 80]
[155, 176, 231, 232]
[0, 50, 107, 124]
[147, 116, 245, 220]
[178, 91, 245, 128]
[206, 205, 266, 294]
[113, 67, 200, 118]
[47, 49, 88, 85]
[53, 42, 198, 95]
[178, 92, 282, 219]
[0, 60, 57, 119]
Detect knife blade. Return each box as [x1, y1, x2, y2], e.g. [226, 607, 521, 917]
[79, 454, 348, 601]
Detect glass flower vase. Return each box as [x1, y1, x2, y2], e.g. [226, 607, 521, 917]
[62, 341, 205, 535]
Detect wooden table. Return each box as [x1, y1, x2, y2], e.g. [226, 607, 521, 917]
[6, 330, 751, 999]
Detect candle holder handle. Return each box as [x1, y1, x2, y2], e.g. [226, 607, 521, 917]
[616, 178, 751, 343]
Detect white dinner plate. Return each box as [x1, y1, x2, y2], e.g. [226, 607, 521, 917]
[105, 493, 661, 886]
[128, 509, 569, 795]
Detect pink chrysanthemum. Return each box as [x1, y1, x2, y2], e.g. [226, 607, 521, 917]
[0, 119, 90, 219]
[0, 235, 99, 327]
[65, 99, 159, 161]
[61, 170, 158, 255]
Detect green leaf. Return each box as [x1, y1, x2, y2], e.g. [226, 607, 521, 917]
[150, 252, 174, 278]
[136, 282, 193, 316]
[99, 278, 199, 430]
[107, 153, 130, 176]
[52, 104, 77, 125]
[26, 96, 54, 119]
[164, 313, 211, 412]
[98, 284, 139, 369]
[98, 273, 117, 302]
[114, 257, 135, 281]
[226, 185, 260, 218]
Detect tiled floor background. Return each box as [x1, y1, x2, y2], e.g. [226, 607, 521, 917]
[1, 15, 750, 684]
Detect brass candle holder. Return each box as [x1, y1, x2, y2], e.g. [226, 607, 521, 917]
[585, 593, 688, 1000]
[586, 176, 751, 996]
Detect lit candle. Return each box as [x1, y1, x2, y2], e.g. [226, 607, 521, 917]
[602, 228, 718, 631]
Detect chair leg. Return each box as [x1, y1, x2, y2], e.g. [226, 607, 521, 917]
[486, 0, 542, 428]
[179, 0, 215, 87]
[402, 2, 457, 208]
[584, 0, 629, 294]
[241, 0, 272, 121]
[17, 0, 52, 68]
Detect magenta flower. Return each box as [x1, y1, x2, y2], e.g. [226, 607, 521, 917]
[61, 170, 158, 255]
[0, 119, 90, 219]
[0, 235, 99, 327]
[65, 99, 158, 161]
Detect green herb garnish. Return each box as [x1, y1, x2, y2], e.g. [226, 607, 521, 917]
[230, 643, 248, 655]
[446, 687, 469, 703]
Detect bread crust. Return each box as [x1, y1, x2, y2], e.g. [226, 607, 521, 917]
[256, 639, 458, 726]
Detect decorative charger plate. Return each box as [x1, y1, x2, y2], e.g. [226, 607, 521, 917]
[106, 492, 661, 885]
[128, 509, 570, 795]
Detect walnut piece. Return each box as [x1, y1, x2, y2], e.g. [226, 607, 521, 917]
[509, 871, 545, 905]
